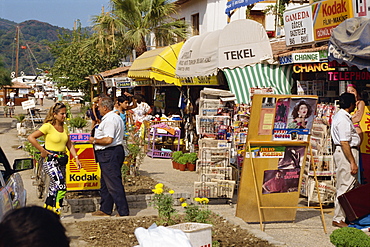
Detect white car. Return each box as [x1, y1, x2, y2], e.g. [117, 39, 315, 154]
[0, 148, 33, 221]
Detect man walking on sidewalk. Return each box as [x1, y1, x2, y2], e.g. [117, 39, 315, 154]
[331, 92, 360, 228]
[89, 97, 129, 217]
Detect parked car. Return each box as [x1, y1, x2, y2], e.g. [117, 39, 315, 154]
[0, 147, 33, 221]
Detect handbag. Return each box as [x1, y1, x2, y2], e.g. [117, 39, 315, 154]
[338, 181, 370, 222]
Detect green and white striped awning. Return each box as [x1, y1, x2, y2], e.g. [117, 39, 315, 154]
[224, 64, 294, 104]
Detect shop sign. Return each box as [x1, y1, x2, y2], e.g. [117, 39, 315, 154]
[180, 76, 219, 86]
[327, 71, 370, 81]
[360, 106, 370, 153]
[352, 0, 370, 17]
[279, 55, 293, 65]
[132, 79, 152, 86]
[21, 99, 35, 110]
[104, 78, 116, 87]
[70, 133, 90, 142]
[116, 77, 132, 88]
[319, 49, 328, 60]
[283, 6, 314, 46]
[293, 62, 335, 73]
[312, 0, 353, 41]
[292, 52, 320, 63]
[66, 143, 100, 191]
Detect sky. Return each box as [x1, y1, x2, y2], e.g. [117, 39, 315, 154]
[0, 0, 112, 29]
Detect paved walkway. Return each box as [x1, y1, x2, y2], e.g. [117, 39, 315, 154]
[0, 99, 337, 247]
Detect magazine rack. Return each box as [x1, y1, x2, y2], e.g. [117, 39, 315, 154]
[235, 94, 327, 233]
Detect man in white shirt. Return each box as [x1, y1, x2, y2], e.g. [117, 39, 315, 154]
[89, 97, 129, 217]
[39, 91, 45, 106]
[331, 92, 360, 228]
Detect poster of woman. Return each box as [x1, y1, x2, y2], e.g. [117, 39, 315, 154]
[286, 98, 317, 131]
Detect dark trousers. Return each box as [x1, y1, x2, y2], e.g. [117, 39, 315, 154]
[95, 145, 129, 216]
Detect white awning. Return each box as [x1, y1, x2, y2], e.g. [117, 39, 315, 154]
[176, 19, 274, 78]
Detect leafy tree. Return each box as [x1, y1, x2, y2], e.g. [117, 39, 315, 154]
[92, 0, 188, 57]
[0, 57, 11, 88]
[49, 21, 123, 92]
[263, 0, 290, 26]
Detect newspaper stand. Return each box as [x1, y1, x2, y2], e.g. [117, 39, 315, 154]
[235, 94, 327, 233]
[194, 88, 237, 201]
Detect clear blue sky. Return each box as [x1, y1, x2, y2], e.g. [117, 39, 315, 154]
[0, 0, 112, 29]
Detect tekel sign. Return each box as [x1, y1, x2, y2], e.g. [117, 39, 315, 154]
[312, 0, 353, 41]
[284, 6, 314, 46]
[66, 143, 100, 191]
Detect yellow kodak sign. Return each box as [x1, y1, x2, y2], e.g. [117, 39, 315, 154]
[66, 143, 101, 191]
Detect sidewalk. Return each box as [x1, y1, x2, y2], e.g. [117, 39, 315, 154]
[0, 99, 337, 247]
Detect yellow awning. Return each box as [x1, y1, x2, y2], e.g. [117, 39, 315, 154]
[128, 42, 183, 86]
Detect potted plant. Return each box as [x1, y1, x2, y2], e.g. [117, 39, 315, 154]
[171, 151, 183, 170]
[14, 114, 27, 135]
[185, 152, 198, 171]
[68, 116, 87, 133]
[177, 155, 188, 171]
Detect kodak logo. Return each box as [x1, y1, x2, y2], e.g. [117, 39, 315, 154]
[322, 0, 347, 16]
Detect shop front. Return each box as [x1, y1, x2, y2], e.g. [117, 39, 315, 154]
[2, 80, 31, 106]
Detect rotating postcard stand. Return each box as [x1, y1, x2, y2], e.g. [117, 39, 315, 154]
[235, 94, 327, 233]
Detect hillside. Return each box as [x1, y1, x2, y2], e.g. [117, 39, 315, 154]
[0, 18, 72, 75]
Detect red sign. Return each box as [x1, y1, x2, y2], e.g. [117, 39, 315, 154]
[328, 71, 370, 81]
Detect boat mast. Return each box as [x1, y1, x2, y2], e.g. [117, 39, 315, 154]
[15, 26, 20, 78]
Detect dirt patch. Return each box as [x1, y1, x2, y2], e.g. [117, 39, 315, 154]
[65, 175, 162, 199]
[69, 214, 274, 247]
[64, 175, 274, 246]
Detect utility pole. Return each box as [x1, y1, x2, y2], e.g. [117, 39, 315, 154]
[15, 26, 20, 78]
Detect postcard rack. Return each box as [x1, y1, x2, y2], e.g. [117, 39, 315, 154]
[235, 94, 327, 233]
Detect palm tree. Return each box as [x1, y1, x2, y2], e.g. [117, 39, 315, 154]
[92, 0, 188, 57]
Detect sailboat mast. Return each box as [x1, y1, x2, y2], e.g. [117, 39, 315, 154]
[15, 26, 20, 78]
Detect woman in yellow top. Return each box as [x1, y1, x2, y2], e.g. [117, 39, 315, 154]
[28, 102, 81, 214]
[347, 84, 365, 142]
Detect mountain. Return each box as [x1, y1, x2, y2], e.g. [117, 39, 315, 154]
[0, 18, 73, 75]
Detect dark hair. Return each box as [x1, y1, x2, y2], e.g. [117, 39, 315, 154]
[291, 100, 313, 119]
[339, 92, 356, 109]
[117, 95, 130, 103]
[0, 206, 70, 247]
[134, 94, 145, 104]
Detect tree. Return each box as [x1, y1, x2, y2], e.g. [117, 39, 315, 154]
[49, 21, 123, 91]
[0, 57, 11, 88]
[92, 0, 188, 57]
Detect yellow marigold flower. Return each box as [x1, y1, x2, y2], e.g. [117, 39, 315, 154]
[201, 198, 209, 204]
[152, 188, 163, 194]
[169, 190, 175, 194]
[194, 197, 201, 202]
[155, 183, 164, 189]
[181, 203, 188, 208]
[123, 161, 128, 164]
[179, 197, 186, 203]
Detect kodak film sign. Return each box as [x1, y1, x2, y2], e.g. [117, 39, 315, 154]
[66, 143, 101, 191]
[312, 0, 353, 41]
[360, 106, 370, 154]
